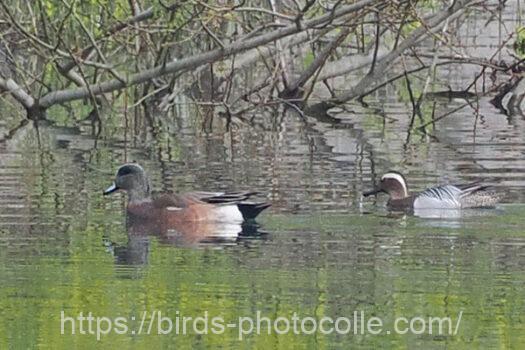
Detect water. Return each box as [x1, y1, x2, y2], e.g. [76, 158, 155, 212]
[2, 1, 525, 348]
[1, 105, 525, 348]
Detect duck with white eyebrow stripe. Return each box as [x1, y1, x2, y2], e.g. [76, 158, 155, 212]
[363, 171, 503, 211]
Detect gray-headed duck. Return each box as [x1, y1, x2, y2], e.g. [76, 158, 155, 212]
[103, 163, 271, 225]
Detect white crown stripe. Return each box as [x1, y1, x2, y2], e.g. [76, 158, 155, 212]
[381, 173, 408, 197]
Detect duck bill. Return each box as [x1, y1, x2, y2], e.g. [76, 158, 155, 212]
[363, 188, 385, 197]
[103, 182, 119, 195]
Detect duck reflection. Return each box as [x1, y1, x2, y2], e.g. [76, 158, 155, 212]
[111, 213, 266, 266]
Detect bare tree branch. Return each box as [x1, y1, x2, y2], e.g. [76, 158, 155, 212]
[327, 0, 475, 105]
[38, 0, 380, 109]
[0, 76, 35, 109]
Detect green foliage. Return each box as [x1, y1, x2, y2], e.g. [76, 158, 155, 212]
[401, 19, 422, 37]
[514, 26, 525, 57]
[302, 51, 314, 69]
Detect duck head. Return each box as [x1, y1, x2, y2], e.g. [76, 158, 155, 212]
[363, 171, 409, 199]
[103, 163, 151, 202]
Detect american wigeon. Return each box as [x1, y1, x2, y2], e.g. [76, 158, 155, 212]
[103, 163, 271, 226]
[363, 171, 502, 211]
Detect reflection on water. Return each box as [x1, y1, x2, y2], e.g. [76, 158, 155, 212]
[413, 207, 504, 220]
[112, 213, 266, 266]
[1, 3, 525, 348]
[1, 111, 525, 348]
[111, 224, 267, 266]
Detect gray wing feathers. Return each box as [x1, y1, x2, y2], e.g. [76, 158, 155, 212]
[415, 185, 462, 208]
[415, 183, 500, 209]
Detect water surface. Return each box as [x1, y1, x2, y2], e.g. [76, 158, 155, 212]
[1, 112, 525, 349]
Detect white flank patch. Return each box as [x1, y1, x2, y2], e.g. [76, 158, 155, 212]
[215, 205, 244, 223]
[381, 173, 408, 196]
[414, 185, 462, 209]
[166, 206, 183, 211]
[414, 196, 458, 209]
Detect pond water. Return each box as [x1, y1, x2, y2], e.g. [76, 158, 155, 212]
[1, 2, 525, 349]
[1, 99, 525, 349]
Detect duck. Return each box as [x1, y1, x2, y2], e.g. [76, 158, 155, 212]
[363, 171, 502, 211]
[103, 163, 270, 230]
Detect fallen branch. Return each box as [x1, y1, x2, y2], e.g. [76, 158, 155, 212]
[0, 77, 35, 109]
[37, 0, 380, 110]
[281, 27, 351, 97]
[328, 0, 475, 105]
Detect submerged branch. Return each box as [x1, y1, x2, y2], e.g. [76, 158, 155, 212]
[326, 0, 475, 105]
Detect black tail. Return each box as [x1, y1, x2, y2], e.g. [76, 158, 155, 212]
[237, 202, 271, 220]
